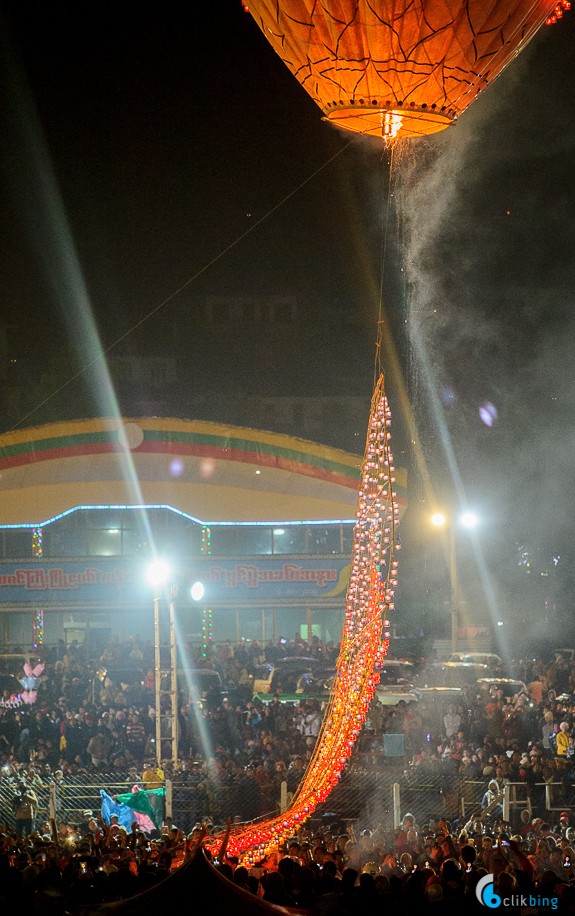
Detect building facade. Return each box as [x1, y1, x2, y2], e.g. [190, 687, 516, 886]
[0, 417, 407, 657]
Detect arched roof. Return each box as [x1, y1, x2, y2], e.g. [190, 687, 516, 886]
[0, 418, 407, 526]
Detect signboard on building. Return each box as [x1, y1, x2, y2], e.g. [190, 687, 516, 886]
[0, 557, 351, 606]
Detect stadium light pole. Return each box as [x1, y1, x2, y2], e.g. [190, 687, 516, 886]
[146, 559, 171, 767]
[431, 511, 478, 653]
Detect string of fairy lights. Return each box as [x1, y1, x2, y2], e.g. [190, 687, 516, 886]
[32, 528, 44, 648]
[205, 372, 400, 861]
[200, 526, 213, 658]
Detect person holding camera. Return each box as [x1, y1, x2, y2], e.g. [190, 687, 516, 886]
[12, 781, 39, 838]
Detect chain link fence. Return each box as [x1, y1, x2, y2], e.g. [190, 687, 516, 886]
[1, 770, 570, 836]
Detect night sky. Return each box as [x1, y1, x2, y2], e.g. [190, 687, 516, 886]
[1, 1, 574, 647]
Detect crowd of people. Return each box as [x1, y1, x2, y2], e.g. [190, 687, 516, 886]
[1, 637, 575, 910]
[2, 806, 575, 912]
[211, 814, 575, 913]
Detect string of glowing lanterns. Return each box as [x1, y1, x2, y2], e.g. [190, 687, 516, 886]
[546, 1, 571, 25]
[32, 529, 44, 649]
[205, 372, 399, 860]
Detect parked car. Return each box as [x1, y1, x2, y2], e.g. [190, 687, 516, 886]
[554, 648, 575, 664]
[374, 683, 418, 706]
[373, 658, 418, 706]
[252, 656, 331, 696]
[448, 651, 505, 674]
[99, 666, 145, 685]
[415, 660, 490, 689]
[475, 677, 528, 700]
[378, 658, 415, 686]
[98, 666, 149, 703]
[177, 668, 225, 707]
[252, 657, 336, 705]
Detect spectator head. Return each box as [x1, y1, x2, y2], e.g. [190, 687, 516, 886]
[398, 853, 412, 873]
[442, 858, 462, 882]
[461, 845, 476, 866]
[426, 880, 444, 903]
[497, 871, 517, 894]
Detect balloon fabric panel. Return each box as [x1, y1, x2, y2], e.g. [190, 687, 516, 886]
[246, 1, 559, 139]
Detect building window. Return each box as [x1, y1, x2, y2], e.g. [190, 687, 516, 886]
[239, 527, 272, 556]
[0, 529, 36, 559]
[88, 529, 122, 556]
[272, 527, 307, 555]
[308, 526, 340, 554]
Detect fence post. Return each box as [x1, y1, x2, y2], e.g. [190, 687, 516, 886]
[502, 784, 510, 823]
[165, 778, 172, 820]
[49, 781, 56, 822]
[393, 782, 401, 828]
[545, 781, 553, 815]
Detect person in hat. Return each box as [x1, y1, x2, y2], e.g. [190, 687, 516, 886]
[481, 779, 503, 823]
[142, 761, 164, 789]
[126, 765, 141, 783]
[517, 809, 533, 837]
[78, 809, 95, 837]
[106, 813, 129, 842]
[556, 722, 573, 757]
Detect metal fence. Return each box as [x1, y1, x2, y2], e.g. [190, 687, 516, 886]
[1, 770, 571, 837]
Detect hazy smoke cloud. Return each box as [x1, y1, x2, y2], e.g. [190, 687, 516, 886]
[390, 32, 575, 629]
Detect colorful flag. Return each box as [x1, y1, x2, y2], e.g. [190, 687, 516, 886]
[99, 790, 135, 832]
[114, 786, 166, 831]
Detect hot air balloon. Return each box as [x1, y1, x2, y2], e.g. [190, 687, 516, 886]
[245, 0, 566, 140]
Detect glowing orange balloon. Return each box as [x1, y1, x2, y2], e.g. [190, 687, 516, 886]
[246, 0, 559, 140]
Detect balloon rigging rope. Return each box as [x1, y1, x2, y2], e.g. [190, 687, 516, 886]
[6, 136, 359, 434]
[374, 145, 395, 386]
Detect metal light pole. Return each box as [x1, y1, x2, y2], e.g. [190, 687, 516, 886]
[431, 511, 477, 655]
[167, 584, 178, 767]
[153, 585, 162, 766]
[148, 560, 178, 768]
[449, 522, 459, 654]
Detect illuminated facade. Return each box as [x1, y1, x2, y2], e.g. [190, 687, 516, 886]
[0, 417, 407, 654]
